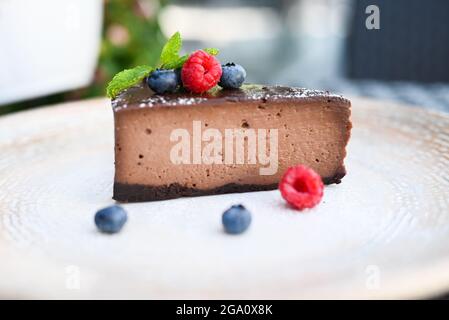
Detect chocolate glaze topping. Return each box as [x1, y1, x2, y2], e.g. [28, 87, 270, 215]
[112, 83, 348, 111]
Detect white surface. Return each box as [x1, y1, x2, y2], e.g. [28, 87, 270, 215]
[0, 0, 103, 105]
[0, 97, 449, 299]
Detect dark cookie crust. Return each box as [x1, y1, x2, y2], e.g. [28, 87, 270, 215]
[113, 168, 346, 203]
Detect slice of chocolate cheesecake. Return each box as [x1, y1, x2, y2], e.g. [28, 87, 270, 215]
[112, 84, 351, 202]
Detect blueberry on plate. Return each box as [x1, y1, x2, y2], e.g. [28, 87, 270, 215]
[94, 205, 128, 234]
[219, 63, 246, 89]
[147, 69, 181, 94]
[222, 204, 252, 234]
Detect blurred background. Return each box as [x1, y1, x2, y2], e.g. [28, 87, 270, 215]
[1, 0, 449, 115]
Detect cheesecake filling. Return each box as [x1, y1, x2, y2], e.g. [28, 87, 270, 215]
[112, 85, 351, 202]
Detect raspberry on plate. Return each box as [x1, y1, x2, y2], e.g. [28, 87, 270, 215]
[279, 165, 324, 210]
[181, 50, 222, 93]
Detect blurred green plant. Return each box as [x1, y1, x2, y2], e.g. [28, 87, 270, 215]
[92, 0, 168, 97]
[0, 0, 168, 115]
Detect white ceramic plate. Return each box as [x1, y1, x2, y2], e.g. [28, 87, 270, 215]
[1, 97, 449, 299]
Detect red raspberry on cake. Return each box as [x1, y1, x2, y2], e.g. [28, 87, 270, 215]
[279, 165, 324, 210]
[181, 50, 222, 93]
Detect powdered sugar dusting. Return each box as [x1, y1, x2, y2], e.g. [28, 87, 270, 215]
[112, 84, 347, 112]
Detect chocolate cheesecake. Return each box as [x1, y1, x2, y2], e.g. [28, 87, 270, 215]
[112, 84, 351, 202]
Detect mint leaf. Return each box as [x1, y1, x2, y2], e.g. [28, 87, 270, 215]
[163, 48, 219, 70]
[106, 65, 154, 98]
[203, 48, 219, 56]
[163, 54, 188, 70]
[106, 32, 221, 98]
[160, 31, 182, 66]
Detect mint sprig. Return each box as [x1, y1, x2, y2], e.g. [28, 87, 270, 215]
[106, 32, 220, 98]
[106, 65, 154, 98]
[163, 54, 188, 70]
[163, 49, 218, 70]
[160, 31, 182, 67]
[203, 48, 219, 56]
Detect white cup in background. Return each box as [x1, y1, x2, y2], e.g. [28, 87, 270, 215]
[0, 0, 103, 105]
